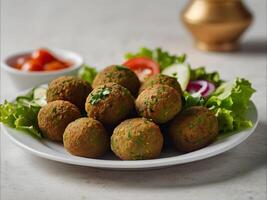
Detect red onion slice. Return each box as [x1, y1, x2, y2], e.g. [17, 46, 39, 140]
[202, 82, 215, 97]
[187, 80, 208, 94]
[186, 80, 215, 97]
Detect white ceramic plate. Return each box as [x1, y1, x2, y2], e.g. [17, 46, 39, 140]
[2, 89, 258, 170]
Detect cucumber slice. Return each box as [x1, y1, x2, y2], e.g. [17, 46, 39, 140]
[33, 87, 47, 107]
[33, 87, 47, 100]
[162, 63, 190, 91]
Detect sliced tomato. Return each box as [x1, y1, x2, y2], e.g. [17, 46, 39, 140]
[32, 48, 56, 65]
[44, 61, 67, 71]
[123, 57, 160, 80]
[21, 59, 44, 71]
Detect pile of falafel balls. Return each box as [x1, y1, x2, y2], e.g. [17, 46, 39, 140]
[38, 65, 219, 160]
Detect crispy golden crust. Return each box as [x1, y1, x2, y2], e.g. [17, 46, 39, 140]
[139, 74, 182, 95]
[111, 118, 163, 160]
[47, 76, 92, 110]
[92, 65, 140, 96]
[135, 84, 182, 124]
[38, 100, 81, 142]
[169, 106, 219, 152]
[63, 117, 108, 158]
[85, 83, 135, 126]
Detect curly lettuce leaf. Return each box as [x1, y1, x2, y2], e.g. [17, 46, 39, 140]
[207, 78, 255, 132]
[183, 92, 205, 108]
[190, 67, 223, 87]
[125, 47, 186, 71]
[1, 91, 42, 138]
[0, 100, 17, 127]
[78, 64, 98, 84]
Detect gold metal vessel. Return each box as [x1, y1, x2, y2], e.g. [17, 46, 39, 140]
[181, 0, 253, 51]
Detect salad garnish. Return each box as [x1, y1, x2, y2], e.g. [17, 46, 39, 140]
[125, 47, 186, 71]
[78, 64, 98, 84]
[190, 66, 223, 87]
[0, 87, 47, 138]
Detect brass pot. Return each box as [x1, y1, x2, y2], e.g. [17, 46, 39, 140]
[181, 0, 253, 51]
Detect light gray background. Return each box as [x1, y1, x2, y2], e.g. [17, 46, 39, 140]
[1, 0, 266, 200]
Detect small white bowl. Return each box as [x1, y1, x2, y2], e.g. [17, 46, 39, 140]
[1, 48, 84, 90]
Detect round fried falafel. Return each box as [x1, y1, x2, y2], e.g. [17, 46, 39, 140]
[63, 117, 108, 158]
[111, 118, 163, 160]
[135, 84, 182, 124]
[92, 65, 140, 96]
[139, 74, 182, 95]
[47, 76, 92, 110]
[38, 100, 81, 142]
[168, 106, 219, 152]
[85, 83, 135, 126]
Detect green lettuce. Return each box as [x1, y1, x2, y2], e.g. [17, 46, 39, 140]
[78, 64, 98, 84]
[190, 67, 223, 87]
[206, 78, 255, 132]
[0, 101, 42, 138]
[183, 92, 205, 108]
[0, 90, 42, 138]
[183, 78, 255, 133]
[125, 47, 186, 71]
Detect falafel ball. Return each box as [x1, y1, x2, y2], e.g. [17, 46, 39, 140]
[139, 74, 182, 95]
[85, 83, 135, 126]
[38, 100, 81, 142]
[63, 117, 108, 158]
[168, 106, 219, 152]
[92, 65, 140, 96]
[47, 76, 92, 110]
[135, 84, 182, 124]
[111, 118, 163, 160]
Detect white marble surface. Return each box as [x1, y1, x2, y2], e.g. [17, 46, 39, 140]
[1, 0, 266, 200]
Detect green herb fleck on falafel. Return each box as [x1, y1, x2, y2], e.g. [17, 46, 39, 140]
[135, 134, 144, 145]
[127, 130, 132, 139]
[89, 87, 111, 105]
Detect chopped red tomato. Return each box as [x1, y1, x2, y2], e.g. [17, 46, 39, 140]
[123, 57, 160, 80]
[32, 48, 56, 65]
[15, 55, 31, 69]
[21, 59, 44, 71]
[45, 61, 67, 71]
